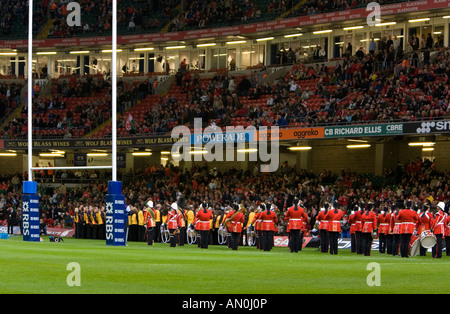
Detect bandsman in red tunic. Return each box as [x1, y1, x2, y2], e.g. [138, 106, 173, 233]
[431, 202, 447, 258]
[417, 201, 433, 256]
[360, 201, 377, 256]
[444, 208, 450, 257]
[259, 203, 278, 252]
[348, 208, 358, 253]
[377, 205, 390, 254]
[391, 201, 402, 256]
[325, 203, 344, 255]
[285, 199, 308, 253]
[166, 202, 182, 247]
[193, 202, 213, 249]
[384, 205, 394, 254]
[315, 203, 330, 253]
[225, 203, 245, 250]
[398, 200, 418, 258]
[354, 202, 364, 254]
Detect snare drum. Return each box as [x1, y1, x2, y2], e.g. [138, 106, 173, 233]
[408, 234, 420, 256]
[420, 230, 436, 249]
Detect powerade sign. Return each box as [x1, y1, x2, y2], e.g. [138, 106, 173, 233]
[22, 194, 40, 242]
[324, 123, 403, 138]
[191, 130, 254, 144]
[105, 194, 126, 246]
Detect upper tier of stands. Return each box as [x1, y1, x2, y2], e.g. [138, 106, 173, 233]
[1, 44, 449, 140]
[0, 0, 420, 39]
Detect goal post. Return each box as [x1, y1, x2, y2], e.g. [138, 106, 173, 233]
[23, 0, 125, 246]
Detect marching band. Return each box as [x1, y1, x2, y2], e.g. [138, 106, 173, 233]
[72, 197, 449, 259]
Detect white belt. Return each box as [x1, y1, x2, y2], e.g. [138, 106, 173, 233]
[199, 220, 209, 223]
[290, 218, 302, 221]
[263, 220, 274, 222]
[403, 222, 415, 224]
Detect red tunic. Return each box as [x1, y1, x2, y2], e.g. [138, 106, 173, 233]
[391, 210, 401, 234]
[361, 210, 377, 233]
[143, 209, 156, 228]
[348, 213, 357, 235]
[431, 210, 447, 235]
[316, 210, 329, 231]
[259, 210, 278, 232]
[417, 211, 433, 234]
[354, 210, 363, 232]
[166, 209, 182, 229]
[325, 209, 344, 232]
[377, 213, 390, 235]
[398, 208, 418, 234]
[252, 212, 262, 231]
[194, 209, 213, 231]
[444, 215, 450, 237]
[285, 205, 308, 231]
[226, 210, 245, 233]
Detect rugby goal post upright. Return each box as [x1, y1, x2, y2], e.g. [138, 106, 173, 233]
[24, 0, 126, 245]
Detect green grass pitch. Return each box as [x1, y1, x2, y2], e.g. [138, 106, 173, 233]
[0, 236, 448, 294]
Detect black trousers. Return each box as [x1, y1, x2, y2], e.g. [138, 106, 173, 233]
[92, 225, 98, 239]
[200, 230, 210, 249]
[419, 244, 428, 256]
[379, 233, 386, 253]
[299, 232, 304, 251]
[400, 233, 412, 257]
[319, 229, 328, 253]
[328, 231, 339, 255]
[230, 232, 240, 250]
[98, 224, 106, 240]
[355, 231, 363, 254]
[350, 233, 356, 253]
[392, 234, 400, 256]
[138, 225, 145, 242]
[155, 222, 162, 242]
[169, 229, 178, 247]
[256, 230, 262, 250]
[432, 234, 443, 258]
[386, 234, 393, 255]
[362, 232, 373, 256]
[262, 230, 274, 251]
[445, 236, 450, 256]
[177, 226, 185, 246]
[289, 229, 301, 253]
[146, 227, 154, 245]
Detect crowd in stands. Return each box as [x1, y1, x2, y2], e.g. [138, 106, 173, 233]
[0, 82, 23, 126]
[0, 40, 449, 140]
[116, 42, 450, 137]
[46, 0, 179, 38]
[1, 154, 449, 240]
[168, 0, 271, 32]
[0, 74, 112, 139]
[0, 0, 441, 39]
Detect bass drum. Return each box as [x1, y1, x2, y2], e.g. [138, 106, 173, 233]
[408, 233, 420, 257]
[419, 230, 436, 249]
